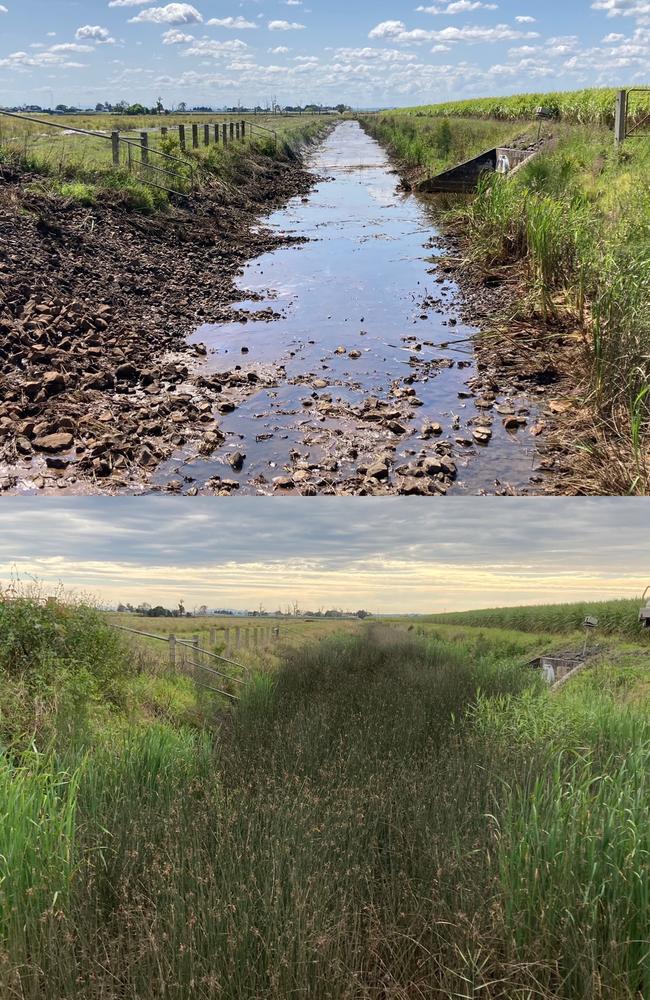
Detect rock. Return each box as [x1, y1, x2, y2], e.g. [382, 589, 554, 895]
[42, 371, 66, 396]
[503, 416, 527, 431]
[313, 378, 328, 389]
[421, 421, 443, 439]
[387, 420, 408, 435]
[348, 350, 362, 359]
[273, 476, 293, 489]
[292, 469, 311, 483]
[45, 456, 70, 470]
[219, 401, 236, 414]
[16, 437, 32, 455]
[472, 427, 492, 444]
[33, 432, 74, 453]
[230, 451, 245, 472]
[398, 477, 428, 495]
[115, 363, 140, 383]
[366, 460, 389, 481]
[138, 446, 155, 467]
[334, 346, 346, 355]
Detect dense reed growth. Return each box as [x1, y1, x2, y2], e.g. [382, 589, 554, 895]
[2, 610, 650, 999]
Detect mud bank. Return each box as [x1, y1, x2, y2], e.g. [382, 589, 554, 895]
[0, 142, 322, 495]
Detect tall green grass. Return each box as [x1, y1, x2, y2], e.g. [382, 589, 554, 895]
[4, 624, 650, 998]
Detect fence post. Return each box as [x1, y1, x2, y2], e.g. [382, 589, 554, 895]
[209, 626, 217, 646]
[241, 120, 246, 139]
[140, 131, 149, 165]
[111, 130, 120, 167]
[192, 124, 199, 149]
[222, 123, 228, 146]
[169, 634, 176, 668]
[235, 626, 241, 648]
[214, 124, 220, 144]
[229, 122, 235, 141]
[179, 124, 186, 150]
[235, 122, 240, 140]
[224, 628, 231, 656]
[161, 125, 168, 139]
[615, 89, 628, 146]
[204, 123, 210, 146]
[193, 633, 200, 664]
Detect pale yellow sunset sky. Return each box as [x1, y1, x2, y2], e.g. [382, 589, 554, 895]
[3, 498, 648, 614]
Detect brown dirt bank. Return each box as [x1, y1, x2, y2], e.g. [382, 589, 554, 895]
[0, 148, 320, 495]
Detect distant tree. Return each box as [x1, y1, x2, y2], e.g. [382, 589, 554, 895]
[156, 96, 164, 114]
[178, 100, 187, 113]
[356, 610, 370, 619]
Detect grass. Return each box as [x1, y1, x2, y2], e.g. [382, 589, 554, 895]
[0, 114, 332, 213]
[4, 590, 650, 998]
[359, 113, 519, 176]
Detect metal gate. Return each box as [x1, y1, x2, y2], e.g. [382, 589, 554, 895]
[615, 88, 650, 144]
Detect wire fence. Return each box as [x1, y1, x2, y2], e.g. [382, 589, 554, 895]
[0, 109, 279, 197]
[111, 621, 282, 701]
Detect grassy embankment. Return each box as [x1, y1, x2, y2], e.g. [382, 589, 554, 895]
[3, 585, 650, 998]
[0, 111, 334, 211]
[361, 88, 650, 495]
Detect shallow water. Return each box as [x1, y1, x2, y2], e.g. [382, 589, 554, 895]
[155, 121, 541, 495]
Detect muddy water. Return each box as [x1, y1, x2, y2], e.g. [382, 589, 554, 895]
[155, 121, 542, 495]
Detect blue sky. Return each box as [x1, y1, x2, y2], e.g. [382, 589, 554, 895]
[0, 498, 648, 612]
[0, 0, 648, 109]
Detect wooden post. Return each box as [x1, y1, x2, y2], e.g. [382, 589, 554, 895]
[224, 628, 231, 656]
[204, 123, 210, 146]
[229, 122, 234, 141]
[235, 122, 240, 140]
[192, 124, 199, 149]
[179, 124, 186, 150]
[615, 89, 628, 146]
[193, 633, 200, 665]
[222, 123, 228, 146]
[111, 130, 120, 167]
[209, 626, 217, 645]
[241, 120, 246, 139]
[169, 634, 176, 667]
[235, 626, 241, 648]
[214, 124, 220, 143]
[161, 126, 168, 139]
[140, 131, 149, 165]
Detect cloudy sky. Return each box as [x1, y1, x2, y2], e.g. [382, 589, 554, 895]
[1, 0, 648, 109]
[0, 498, 648, 613]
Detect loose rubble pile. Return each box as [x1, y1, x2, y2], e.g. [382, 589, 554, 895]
[0, 153, 315, 493]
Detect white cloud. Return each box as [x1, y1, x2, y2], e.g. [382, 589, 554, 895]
[592, 0, 650, 16]
[129, 4, 203, 25]
[50, 42, 94, 53]
[417, 2, 498, 13]
[515, 15, 537, 22]
[207, 16, 257, 28]
[369, 19, 539, 43]
[268, 19, 305, 30]
[181, 38, 248, 57]
[108, 0, 150, 6]
[0, 5, 8, 13]
[268, 45, 290, 53]
[162, 28, 194, 43]
[75, 25, 115, 42]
